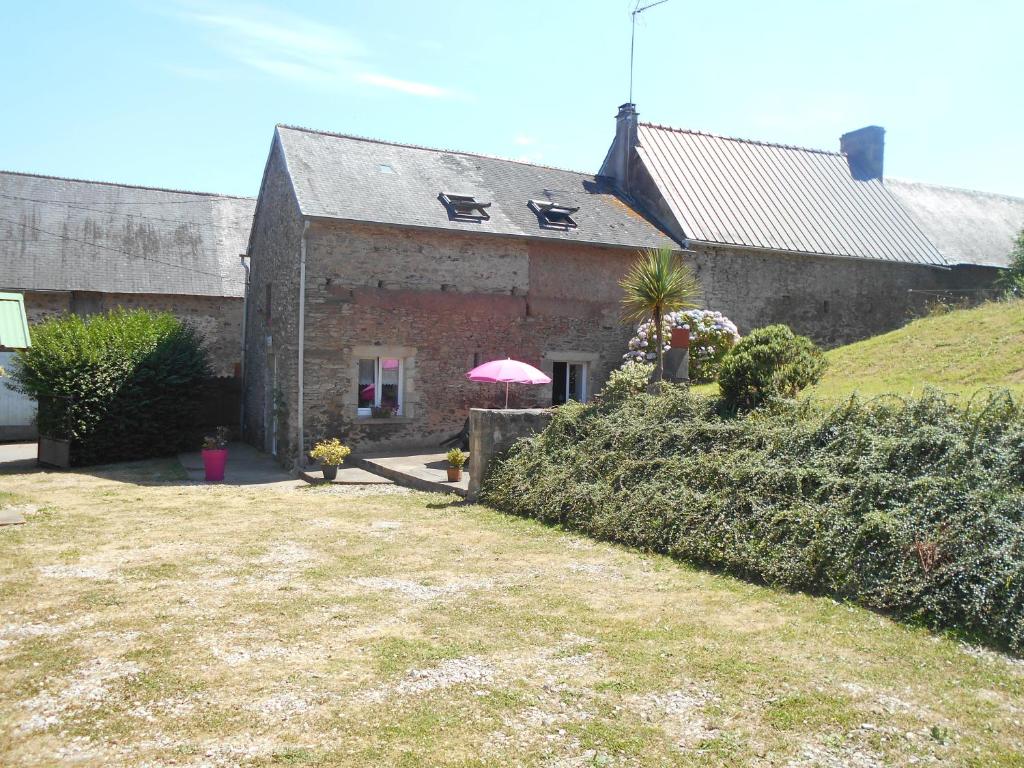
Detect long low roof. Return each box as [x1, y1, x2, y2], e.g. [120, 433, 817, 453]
[635, 123, 946, 266]
[0, 171, 255, 298]
[885, 179, 1024, 268]
[275, 125, 673, 250]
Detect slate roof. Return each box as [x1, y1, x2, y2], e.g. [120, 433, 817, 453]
[885, 179, 1024, 268]
[634, 123, 945, 265]
[0, 171, 256, 298]
[275, 125, 672, 250]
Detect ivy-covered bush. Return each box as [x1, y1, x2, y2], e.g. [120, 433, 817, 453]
[9, 309, 211, 466]
[718, 324, 826, 410]
[482, 387, 1024, 653]
[623, 309, 740, 382]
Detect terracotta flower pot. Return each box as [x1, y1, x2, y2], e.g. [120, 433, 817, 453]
[447, 466, 463, 482]
[202, 448, 228, 481]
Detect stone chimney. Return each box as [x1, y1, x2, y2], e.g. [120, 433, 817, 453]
[840, 125, 885, 181]
[599, 103, 639, 193]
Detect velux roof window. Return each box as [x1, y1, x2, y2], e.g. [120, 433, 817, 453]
[439, 192, 491, 221]
[529, 199, 579, 229]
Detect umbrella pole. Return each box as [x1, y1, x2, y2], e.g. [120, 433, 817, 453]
[504, 382, 509, 409]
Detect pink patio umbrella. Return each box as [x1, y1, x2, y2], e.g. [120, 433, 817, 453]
[466, 358, 551, 408]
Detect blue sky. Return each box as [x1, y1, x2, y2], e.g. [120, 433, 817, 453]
[3, 1, 1022, 198]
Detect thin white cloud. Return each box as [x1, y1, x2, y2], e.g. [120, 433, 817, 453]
[513, 135, 536, 146]
[356, 72, 450, 98]
[175, 4, 454, 98]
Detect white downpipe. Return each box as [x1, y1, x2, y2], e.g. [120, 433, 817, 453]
[238, 254, 250, 436]
[297, 220, 309, 469]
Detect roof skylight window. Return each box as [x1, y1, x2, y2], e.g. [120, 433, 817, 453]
[439, 192, 491, 221]
[529, 199, 579, 229]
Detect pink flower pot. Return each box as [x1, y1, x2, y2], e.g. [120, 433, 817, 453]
[202, 448, 228, 481]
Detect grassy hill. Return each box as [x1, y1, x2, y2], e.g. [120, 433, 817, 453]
[811, 298, 1024, 400]
[688, 299, 1023, 400]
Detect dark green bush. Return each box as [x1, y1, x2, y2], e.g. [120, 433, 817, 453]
[481, 387, 1024, 653]
[9, 309, 212, 466]
[718, 324, 826, 410]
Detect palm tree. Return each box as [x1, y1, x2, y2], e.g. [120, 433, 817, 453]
[619, 247, 702, 387]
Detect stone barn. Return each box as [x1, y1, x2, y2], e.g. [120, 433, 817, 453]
[0, 170, 255, 438]
[0, 170, 255, 374]
[599, 104, 1008, 345]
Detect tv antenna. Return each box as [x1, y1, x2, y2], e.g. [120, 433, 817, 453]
[629, 0, 669, 103]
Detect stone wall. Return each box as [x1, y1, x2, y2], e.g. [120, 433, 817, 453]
[300, 221, 638, 453]
[21, 290, 243, 376]
[240, 139, 305, 463]
[467, 408, 552, 501]
[685, 246, 999, 347]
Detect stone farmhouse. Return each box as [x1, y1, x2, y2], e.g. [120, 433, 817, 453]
[0, 171, 255, 437]
[241, 125, 673, 462]
[243, 111, 1022, 465]
[1, 105, 1021, 464]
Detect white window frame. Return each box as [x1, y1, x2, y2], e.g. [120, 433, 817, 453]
[553, 360, 588, 404]
[357, 356, 404, 418]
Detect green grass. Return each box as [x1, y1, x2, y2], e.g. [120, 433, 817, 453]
[813, 299, 1024, 400]
[0, 462, 1022, 766]
[692, 299, 1024, 401]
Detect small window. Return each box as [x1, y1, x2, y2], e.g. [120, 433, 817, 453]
[529, 199, 579, 229]
[439, 192, 491, 221]
[378, 164, 395, 174]
[357, 357, 404, 417]
[552, 361, 587, 405]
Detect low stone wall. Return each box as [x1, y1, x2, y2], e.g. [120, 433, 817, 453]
[467, 408, 552, 501]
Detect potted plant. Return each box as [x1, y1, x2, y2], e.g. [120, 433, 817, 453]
[309, 437, 351, 481]
[201, 426, 230, 481]
[371, 405, 394, 418]
[446, 448, 467, 482]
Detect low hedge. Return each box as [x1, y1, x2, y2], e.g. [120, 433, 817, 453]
[9, 309, 211, 466]
[481, 388, 1024, 653]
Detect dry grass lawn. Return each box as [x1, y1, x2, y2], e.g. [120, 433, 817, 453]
[1, 458, 1022, 767]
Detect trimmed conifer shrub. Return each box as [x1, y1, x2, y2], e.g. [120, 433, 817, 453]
[482, 387, 1024, 653]
[719, 324, 826, 410]
[9, 309, 212, 466]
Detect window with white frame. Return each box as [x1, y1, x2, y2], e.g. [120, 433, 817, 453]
[551, 361, 587, 405]
[357, 357, 404, 417]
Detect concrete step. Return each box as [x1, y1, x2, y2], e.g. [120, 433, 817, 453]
[352, 453, 468, 497]
[298, 465, 394, 486]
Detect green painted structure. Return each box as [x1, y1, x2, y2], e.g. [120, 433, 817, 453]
[0, 292, 31, 350]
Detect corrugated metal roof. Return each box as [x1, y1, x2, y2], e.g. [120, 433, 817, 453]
[0, 292, 30, 349]
[0, 171, 256, 297]
[276, 125, 672, 250]
[635, 124, 946, 265]
[886, 179, 1024, 268]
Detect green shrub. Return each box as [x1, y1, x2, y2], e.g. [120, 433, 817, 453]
[719, 324, 826, 410]
[997, 229, 1024, 298]
[481, 388, 1024, 653]
[599, 361, 654, 401]
[9, 309, 211, 466]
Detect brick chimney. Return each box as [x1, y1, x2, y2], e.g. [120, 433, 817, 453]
[841, 125, 885, 181]
[599, 103, 639, 193]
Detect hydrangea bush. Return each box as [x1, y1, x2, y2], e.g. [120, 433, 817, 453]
[624, 309, 740, 382]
